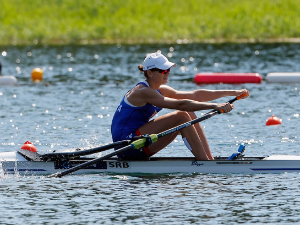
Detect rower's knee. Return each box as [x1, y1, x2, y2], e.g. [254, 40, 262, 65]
[175, 111, 192, 123]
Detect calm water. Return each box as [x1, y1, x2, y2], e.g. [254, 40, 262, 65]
[0, 43, 300, 224]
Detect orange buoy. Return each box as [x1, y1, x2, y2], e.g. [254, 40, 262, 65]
[266, 115, 281, 126]
[194, 73, 262, 84]
[21, 141, 37, 153]
[31, 68, 43, 81]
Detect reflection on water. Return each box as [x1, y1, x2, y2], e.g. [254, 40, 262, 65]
[0, 43, 300, 224]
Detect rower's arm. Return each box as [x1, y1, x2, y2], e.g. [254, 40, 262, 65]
[141, 88, 229, 112]
[160, 85, 248, 102]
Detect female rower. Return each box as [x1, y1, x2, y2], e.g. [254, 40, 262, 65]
[111, 52, 248, 160]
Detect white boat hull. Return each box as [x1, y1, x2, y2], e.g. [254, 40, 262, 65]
[1, 151, 300, 175]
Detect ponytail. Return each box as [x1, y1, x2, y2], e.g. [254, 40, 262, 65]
[138, 64, 148, 78]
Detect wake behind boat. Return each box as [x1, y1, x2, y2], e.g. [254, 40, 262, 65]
[1, 144, 300, 176]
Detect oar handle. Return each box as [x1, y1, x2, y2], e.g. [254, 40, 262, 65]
[236, 91, 249, 100]
[219, 91, 249, 113]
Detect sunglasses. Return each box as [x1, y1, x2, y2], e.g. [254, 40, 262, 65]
[150, 68, 170, 74]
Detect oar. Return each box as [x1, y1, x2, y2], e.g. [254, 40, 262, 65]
[40, 140, 131, 161]
[48, 92, 248, 178]
[205, 91, 249, 114]
[48, 111, 219, 178]
[227, 91, 249, 104]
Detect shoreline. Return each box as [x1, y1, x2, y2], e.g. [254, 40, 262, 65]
[2, 38, 300, 47]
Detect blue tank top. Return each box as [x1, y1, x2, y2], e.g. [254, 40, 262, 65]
[111, 81, 163, 141]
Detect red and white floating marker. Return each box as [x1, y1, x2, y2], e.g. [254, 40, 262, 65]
[194, 73, 262, 84]
[266, 73, 300, 83]
[266, 115, 281, 126]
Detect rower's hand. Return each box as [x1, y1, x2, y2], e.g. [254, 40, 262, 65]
[216, 102, 233, 113]
[235, 89, 249, 99]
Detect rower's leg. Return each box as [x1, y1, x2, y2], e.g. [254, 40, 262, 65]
[138, 111, 210, 160]
[187, 112, 214, 160]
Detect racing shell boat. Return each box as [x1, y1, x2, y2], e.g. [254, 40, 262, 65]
[1, 143, 300, 176]
[2, 91, 260, 177]
[1, 93, 298, 177]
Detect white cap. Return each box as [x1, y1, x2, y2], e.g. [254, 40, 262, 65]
[143, 52, 176, 71]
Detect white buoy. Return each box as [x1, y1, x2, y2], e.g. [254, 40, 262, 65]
[266, 73, 300, 83]
[0, 75, 18, 86]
